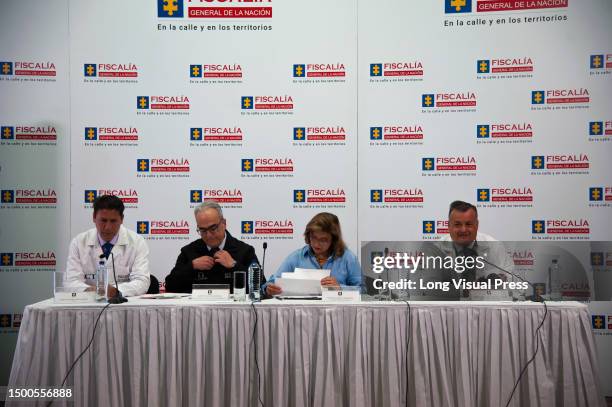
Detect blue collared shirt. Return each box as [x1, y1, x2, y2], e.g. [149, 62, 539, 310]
[265, 245, 362, 289]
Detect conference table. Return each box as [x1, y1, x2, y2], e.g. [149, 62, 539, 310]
[7, 298, 605, 407]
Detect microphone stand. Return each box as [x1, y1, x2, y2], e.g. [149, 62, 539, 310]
[462, 248, 542, 302]
[101, 253, 128, 304]
[374, 248, 392, 300]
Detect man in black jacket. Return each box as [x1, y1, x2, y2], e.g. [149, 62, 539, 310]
[165, 201, 262, 293]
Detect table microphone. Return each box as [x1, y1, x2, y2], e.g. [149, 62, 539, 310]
[462, 247, 543, 302]
[383, 247, 391, 297]
[100, 253, 128, 304]
[261, 242, 268, 276]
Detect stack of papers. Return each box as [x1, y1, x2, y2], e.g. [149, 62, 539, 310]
[276, 268, 330, 296]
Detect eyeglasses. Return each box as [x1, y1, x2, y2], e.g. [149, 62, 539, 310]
[197, 221, 222, 235]
[309, 234, 331, 245]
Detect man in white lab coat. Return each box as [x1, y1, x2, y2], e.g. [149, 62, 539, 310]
[64, 195, 150, 297]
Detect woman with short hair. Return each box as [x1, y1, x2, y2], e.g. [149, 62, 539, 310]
[264, 212, 361, 296]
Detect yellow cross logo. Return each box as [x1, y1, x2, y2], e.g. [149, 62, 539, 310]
[424, 222, 433, 233]
[450, 0, 466, 11]
[192, 66, 200, 77]
[372, 128, 381, 139]
[192, 128, 201, 139]
[533, 157, 542, 168]
[86, 128, 95, 139]
[295, 65, 304, 77]
[479, 61, 488, 72]
[192, 191, 201, 202]
[243, 97, 252, 109]
[424, 159, 433, 170]
[2, 254, 11, 265]
[533, 92, 543, 104]
[591, 189, 601, 200]
[591, 122, 601, 135]
[86, 65, 95, 76]
[533, 222, 543, 233]
[138, 222, 148, 233]
[139, 97, 148, 108]
[2, 127, 11, 138]
[295, 128, 304, 139]
[243, 223, 251, 233]
[372, 191, 381, 202]
[479, 190, 488, 201]
[594, 316, 603, 329]
[139, 160, 148, 171]
[372, 65, 381, 76]
[592, 55, 602, 68]
[479, 126, 488, 137]
[295, 191, 304, 202]
[243, 160, 252, 171]
[593, 254, 602, 264]
[162, 0, 179, 16]
[2, 191, 12, 202]
[86, 191, 96, 202]
[424, 95, 433, 106]
[2, 63, 10, 74]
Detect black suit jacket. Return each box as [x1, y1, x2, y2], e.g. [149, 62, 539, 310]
[165, 231, 263, 293]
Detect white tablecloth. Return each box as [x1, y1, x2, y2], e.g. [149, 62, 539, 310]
[7, 299, 605, 407]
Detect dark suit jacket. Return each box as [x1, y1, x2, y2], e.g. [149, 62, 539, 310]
[165, 231, 263, 293]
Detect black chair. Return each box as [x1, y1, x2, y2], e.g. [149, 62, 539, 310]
[147, 275, 160, 294]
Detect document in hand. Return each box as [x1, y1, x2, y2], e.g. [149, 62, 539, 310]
[276, 268, 331, 295]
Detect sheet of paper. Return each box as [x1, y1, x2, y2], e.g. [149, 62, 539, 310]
[281, 268, 330, 280]
[276, 277, 322, 296]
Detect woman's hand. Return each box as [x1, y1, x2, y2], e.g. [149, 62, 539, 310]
[320, 276, 339, 287]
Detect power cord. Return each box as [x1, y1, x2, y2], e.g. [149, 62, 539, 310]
[250, 300, 264, 407]
[46, 302, 111, 407]
[474, 256, 549, 407]
[503, 300, 548, 407]
[403, 300, 411, 407]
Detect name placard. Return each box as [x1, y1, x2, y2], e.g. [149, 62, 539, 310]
[192, 284, 231, 301]
[321, 288, 361, 302]
[53, 291, 97, 303]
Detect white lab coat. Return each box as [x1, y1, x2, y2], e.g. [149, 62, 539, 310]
[64, 225, 150, 297]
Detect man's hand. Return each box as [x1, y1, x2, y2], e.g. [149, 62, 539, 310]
[192, 256, 215, 271]
[213, 250, 236, 269]
[266, 283, 282, 296]
[320, 276, 340, 287]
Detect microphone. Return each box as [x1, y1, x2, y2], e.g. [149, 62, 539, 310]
[462, 247, 542, 302]
[100, 253, 127, 304]
[383, 247, 391, 298]
[261, 242, 268, 276]
[383, 247, 389, 272]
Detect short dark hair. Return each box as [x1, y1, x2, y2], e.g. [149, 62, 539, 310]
[93, 195, 125, 217]
[448, 200, 477, 218]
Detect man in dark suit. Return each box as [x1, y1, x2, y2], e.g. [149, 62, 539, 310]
[165, 201, 262, 293]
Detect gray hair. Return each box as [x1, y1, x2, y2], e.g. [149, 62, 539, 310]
[193, 201, 224, 219]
